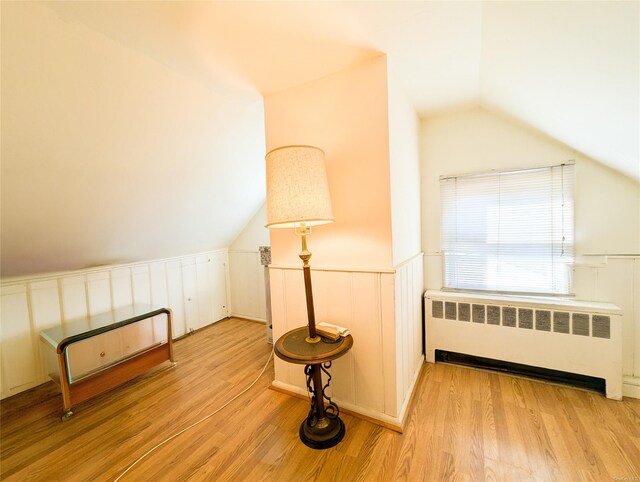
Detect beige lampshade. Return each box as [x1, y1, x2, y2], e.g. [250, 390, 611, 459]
[265, 145, 334, 229]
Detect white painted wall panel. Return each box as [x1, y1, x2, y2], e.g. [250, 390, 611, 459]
[87, 272, 111, 316]
[394, 254, 424, 419]
[1, 285, 38, 393]
[149, 262, 169, 307]
[576, 256, 640, 397]
[195, 255, 214, 330]
[29, 280, 62, 379]
[208, 252, 229, 323]
[181, 257, 202, 333]
[594, 259, 635, 376]
[29, 281, 62, 332]
[269, 264, 421, 426]
[132, 266, 151, 305]
[269, 268, 291, 386]
[60, 276, 87, 320]
[350, 272, 386, 413]
[380, 272, 397, 417]
[166, 260, 186, 338]
[111, 268, 133, 308]
[313, 270, 355, 406]
[228, 250, 266, 322]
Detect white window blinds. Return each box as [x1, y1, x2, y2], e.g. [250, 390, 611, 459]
[440, 163, 574, 295]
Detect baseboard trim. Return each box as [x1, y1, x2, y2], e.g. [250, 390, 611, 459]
[229, 314, 266, 324]
[623, 376, 640, 399]
[270, 381, 403, 433]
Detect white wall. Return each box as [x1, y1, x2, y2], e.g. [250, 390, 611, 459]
[421, 107, 640, 397]
[386, 62, 424, 417]
[265, 57, 426, 427]
[481, 1, 639, 181]
[1, 2, 266, 277]
[387, 59, 423, 267]
[264, 56, 394, 270]
[421, 108, 639, 259]
[0, 250, 229, 400]
[229, 204, 270, 252]
[228, 204, 270, 322]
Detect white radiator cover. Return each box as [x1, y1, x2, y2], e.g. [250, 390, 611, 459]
[424, 290, 623, 399]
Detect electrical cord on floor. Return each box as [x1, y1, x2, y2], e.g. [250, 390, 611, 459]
[113, 348, 274, 482]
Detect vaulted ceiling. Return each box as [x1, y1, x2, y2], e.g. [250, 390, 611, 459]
[1, 1, 637, 277]
[47, 0, 639, 180]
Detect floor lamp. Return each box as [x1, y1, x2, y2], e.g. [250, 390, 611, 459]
[266, 145, 353, 449]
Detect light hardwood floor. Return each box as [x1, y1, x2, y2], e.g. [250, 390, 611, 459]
[1, 317, 639, 481]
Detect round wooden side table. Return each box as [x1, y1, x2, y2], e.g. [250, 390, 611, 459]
[274, 327, 353, 449]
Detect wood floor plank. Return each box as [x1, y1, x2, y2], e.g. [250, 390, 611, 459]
[2, 317, 640, 481]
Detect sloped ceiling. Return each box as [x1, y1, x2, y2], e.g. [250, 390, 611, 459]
[43, 0, 638, 180]
[480, 1, 639, 181]
[1, 1, 637, 276]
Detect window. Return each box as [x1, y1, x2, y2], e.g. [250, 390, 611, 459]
[440, 163, 574, 295]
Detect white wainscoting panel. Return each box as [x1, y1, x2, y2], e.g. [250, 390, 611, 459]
[29, 280, 63, 381]
[228, 250, 266, 322]
[0, 249, 229, 400]
[574, 255, 640, 398]
[270, 255, 424, 427]
[87, 271, 111, 315]
[0, 284, 37, 396]
[394, 254, 424, 421]
[111, 268, 133, 308]
[132, 266, 152, 305]
[60, 276, 87, 320]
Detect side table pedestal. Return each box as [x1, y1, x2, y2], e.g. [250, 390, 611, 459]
[274, 327, 353, 450]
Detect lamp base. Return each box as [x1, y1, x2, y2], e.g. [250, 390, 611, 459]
[299, 416, 345, 450]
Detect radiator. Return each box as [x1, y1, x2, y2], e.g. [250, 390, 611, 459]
[424, 289, 623, 399]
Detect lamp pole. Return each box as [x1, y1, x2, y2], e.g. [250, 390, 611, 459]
[297, 225, 320, 344]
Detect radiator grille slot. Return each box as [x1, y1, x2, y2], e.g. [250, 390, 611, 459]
[553, 312, 570, 333]
[432, 301, 443, 319]
[518, 308, 533, 329]
[472, 304, 485, 323]
[573, 313, 590, 336]
[536, 310, 551, 331]
[592, 315, 611, 339]
[487, 305, 500, 325]
[431, 299, 611, 339]
[459, 303, 470, 322]
[445, 301, 457, 320]
[503, 307, 517, 327]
